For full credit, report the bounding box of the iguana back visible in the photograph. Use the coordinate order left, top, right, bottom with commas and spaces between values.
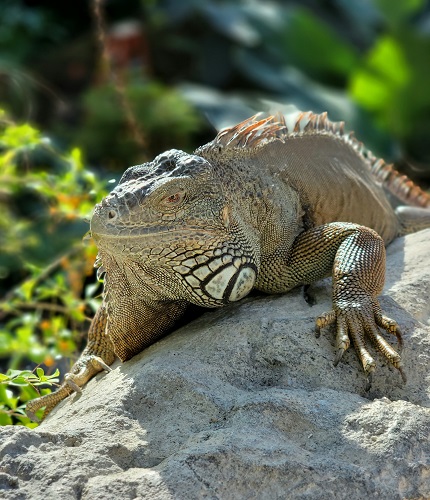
197, 111, 430, 244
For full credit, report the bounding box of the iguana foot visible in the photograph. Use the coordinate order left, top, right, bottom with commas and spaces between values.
26, 355, 113, 423
315, 298, 406, 388
64, 355, 112, 393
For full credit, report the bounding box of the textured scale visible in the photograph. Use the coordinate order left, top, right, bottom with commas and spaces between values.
26, 111, 430, 421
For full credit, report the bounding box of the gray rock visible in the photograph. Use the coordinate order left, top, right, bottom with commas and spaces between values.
1, 229, 429, 500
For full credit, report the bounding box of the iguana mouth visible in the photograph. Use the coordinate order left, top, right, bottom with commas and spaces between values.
90, 226, 218, 239
90, 225, 176, 238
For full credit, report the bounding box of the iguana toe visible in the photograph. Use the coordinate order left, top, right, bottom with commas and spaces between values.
25, 408, 40, 424
375, 311, 403, 348
64, 355, 112, 392
64, 375, 83, 393
333, 347, 347, 367
315, 310, 336, 338
398, 366, 407, 383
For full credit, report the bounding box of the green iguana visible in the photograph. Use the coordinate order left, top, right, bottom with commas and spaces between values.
26, 111, 430, 422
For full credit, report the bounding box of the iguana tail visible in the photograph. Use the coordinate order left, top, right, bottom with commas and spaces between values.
365, 149, 430, 234
370, 158, 430, 208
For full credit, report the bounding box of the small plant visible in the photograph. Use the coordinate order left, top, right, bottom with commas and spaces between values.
0, 367, 60, 426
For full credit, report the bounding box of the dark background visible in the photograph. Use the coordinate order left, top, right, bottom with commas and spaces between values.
2, 0, 430, 175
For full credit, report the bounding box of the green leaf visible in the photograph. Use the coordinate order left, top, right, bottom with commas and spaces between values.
20, 279, 36, 301
373, 0, 425, 27
9, 376, 29, 386
349, 36, 410, 111
279, 7, 359, 81
7, 369, 32, 378
0, 412, 12, 426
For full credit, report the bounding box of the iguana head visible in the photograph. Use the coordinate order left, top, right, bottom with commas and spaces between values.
91, 149, 257, 307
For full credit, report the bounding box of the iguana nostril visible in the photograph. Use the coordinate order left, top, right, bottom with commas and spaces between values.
108, 210, 117, 220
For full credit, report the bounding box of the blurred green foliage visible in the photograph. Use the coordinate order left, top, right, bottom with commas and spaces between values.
76, 79, 203, 167
1, 0, 430, 426
0, 111, 107, 425
350, 1, 430, 163
142, 0, 430, 171
2, 0, 430, 170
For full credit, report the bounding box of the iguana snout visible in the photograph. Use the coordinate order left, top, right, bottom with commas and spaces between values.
91, 150, 221, 238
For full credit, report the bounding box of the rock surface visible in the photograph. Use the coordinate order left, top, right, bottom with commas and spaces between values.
1, 229, 429, 500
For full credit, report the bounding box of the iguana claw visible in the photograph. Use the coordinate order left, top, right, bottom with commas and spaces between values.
365, 373, 373, 392
92, 356, 113, 372
316, 299, 405, 387
398, 366, 407, 384
333, 348, 346, 367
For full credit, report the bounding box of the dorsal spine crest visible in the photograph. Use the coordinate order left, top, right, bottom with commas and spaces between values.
209, 112, 430, 208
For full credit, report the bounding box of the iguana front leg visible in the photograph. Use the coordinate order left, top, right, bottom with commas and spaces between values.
258, 222, 405, 387
26, 296, 187, 422
26, 305, 115, 423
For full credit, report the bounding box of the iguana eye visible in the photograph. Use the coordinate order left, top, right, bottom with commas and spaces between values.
160, 190, 186, 208
167, 193, 181, 203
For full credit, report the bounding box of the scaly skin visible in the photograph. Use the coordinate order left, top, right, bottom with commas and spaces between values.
27, 112, 429, 421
